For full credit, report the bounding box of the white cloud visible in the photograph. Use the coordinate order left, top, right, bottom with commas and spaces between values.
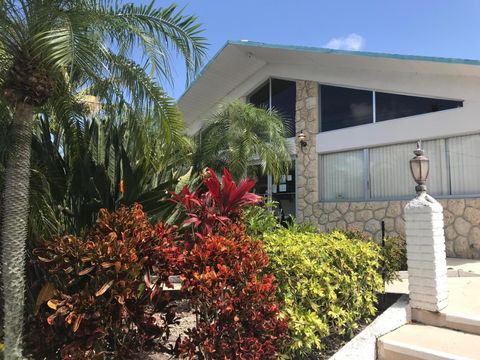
324, 33, 365, 51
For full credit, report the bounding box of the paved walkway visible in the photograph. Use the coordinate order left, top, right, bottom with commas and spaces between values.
386, 257, 480, 294
380, 263, 480, 360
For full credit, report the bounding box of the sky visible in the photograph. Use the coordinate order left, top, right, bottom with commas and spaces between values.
133, 0, 480, 99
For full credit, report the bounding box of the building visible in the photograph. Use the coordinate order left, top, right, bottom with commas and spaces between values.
178, 40, 480, 259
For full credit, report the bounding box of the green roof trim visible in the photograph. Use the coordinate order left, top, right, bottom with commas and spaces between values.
179, 40, 480, 101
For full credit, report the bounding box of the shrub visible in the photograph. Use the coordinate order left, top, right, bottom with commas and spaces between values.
243, 199, 280, 237
262, 229, 384, 357
341, 227, 407, 283
172, 168, 288, 359
381, 236, 407, 283
172, 167, 261, 238
28, 204, 183, 359
284, 215, 319, 234
178, 224, 288, 359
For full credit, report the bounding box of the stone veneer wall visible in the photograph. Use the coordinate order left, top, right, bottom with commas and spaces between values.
311, 199, 480, 259
293, 80, 480, 259
295, 80, 319, 223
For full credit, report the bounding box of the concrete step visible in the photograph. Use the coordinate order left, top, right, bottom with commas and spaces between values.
378, 324, 480, 360
412, 278, 480, 335
412, 308, 480, 336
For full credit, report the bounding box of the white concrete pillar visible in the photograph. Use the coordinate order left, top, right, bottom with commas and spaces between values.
404, 193, 448, 311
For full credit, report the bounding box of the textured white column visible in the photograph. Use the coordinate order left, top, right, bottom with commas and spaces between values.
404, 193, 448, 312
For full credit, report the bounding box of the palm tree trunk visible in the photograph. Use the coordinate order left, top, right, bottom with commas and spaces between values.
1, 102, 34, 359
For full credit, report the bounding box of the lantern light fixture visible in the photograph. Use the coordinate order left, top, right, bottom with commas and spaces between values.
298, 130, 307, 148
409, 140, 430, 194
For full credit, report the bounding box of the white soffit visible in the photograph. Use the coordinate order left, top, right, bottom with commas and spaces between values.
178, 41, 480, 125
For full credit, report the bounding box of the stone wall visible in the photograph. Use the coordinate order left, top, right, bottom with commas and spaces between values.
293, 80, 480, 259
295, 80, 319, 223
310, 198, 480, 259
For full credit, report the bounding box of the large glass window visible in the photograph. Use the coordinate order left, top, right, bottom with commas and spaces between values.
369, 143, 413, 199
321, 150, 365, 201
248, 163, 296, 221
247, 165, 268, 196
369, 139, 448, 199
271, 79, 296, 137
321, 135, 478, 201
448, 134, 480, 195
319, 84, 463, 132
248, 81, 269, 109
272, 165, 296, 221
376, 92, 463, 122
320, 85, 373, 131
248, 78, 296, 138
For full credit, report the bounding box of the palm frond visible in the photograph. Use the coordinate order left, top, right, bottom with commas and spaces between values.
195, 101, 292, 182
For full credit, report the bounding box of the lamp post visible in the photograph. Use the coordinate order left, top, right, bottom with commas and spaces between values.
404, 140, 448, 312
410, 140, 430, 195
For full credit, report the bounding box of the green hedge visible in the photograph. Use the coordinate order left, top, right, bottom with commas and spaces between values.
263, 229, 384, 356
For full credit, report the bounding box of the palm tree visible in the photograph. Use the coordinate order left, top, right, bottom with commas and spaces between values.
0, 1, 206, 357
194, 100, 292, 182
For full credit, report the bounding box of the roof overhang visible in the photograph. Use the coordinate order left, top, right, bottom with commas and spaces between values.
178, 40, 480, 128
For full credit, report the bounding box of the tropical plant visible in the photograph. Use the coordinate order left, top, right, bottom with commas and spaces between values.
0, 1, 206, 357
32, 112, 193, 235
172, 167, 261, 237
341, 228, 407, 283
380, 235, 407, 283
28, 204, 183, 359
193, 101, 292, 182
263, 229, 384, 357
243, 200, 280, 237
171, 169, 287, 359
179, 223, 288, 359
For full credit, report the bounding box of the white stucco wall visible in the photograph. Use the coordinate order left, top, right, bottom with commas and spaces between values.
186, 59, 480, 152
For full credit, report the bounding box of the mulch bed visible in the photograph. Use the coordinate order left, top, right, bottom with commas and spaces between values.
145, 293, 401, 359
146, 299, 196, 360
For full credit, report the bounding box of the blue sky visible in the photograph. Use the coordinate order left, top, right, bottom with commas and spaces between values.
134, 0, 480, 99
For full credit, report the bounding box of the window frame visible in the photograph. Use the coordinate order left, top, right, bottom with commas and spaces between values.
319, 134, 480, 202
247, 77, 297, 139
318, 83, 464, 133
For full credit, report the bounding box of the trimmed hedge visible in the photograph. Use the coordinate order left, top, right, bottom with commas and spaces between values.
263, 229, 384, 356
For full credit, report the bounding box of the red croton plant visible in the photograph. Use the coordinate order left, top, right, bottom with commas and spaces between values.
29, 204, 183, 359
171, 167, 261, 237
173, 168, 288, 359
30, 168, 288, 359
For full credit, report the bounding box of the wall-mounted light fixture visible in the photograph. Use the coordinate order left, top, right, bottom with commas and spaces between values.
410, 140, 430, 194
298, 130, 307, 148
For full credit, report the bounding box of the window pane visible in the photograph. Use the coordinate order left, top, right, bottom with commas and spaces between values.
272, 163, 296, 220
320, 85, 373, 132
376, 92, 463, 122
370, 143, 414, 199
271, 79, 296, 138
321, 150, 364, 200
423, 139, 449, 196
370, 140, 448, 199
247, 165, 268, 195
448, 134, 480, 195
248, 81, 269, 109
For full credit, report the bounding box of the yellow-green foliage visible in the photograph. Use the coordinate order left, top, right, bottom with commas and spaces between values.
263, 229, 384, 356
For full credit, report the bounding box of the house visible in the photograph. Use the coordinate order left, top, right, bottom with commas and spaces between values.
178, 40, 480, 259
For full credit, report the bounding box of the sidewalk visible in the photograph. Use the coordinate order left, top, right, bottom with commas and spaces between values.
386, 257, 480, 294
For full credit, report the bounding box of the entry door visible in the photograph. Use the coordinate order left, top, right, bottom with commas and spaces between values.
248, 162, 296, 221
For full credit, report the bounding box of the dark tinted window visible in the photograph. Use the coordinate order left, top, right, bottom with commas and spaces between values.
321, 85, 373, 132
271, 79, 296, 138
248, 81, 269, 109
247, 165, 268, 195
272, 163, 296, 220
376, 92, 463, 122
